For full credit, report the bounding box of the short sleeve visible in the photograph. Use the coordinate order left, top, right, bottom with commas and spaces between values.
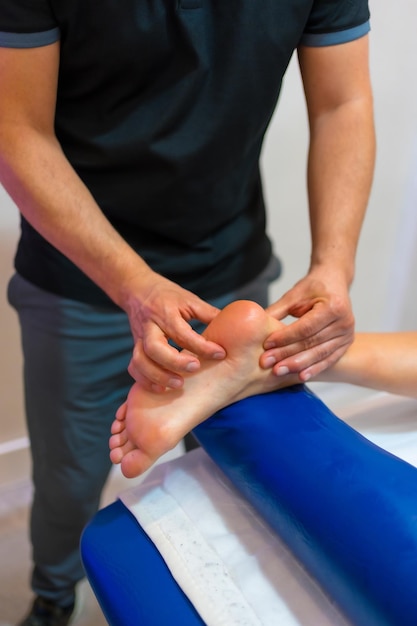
301, 0, 370, 47
0, 0, 59, 48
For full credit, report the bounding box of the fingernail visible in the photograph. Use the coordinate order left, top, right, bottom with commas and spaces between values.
213, 351, 226, 359
185, 361, 199, 373
275, 366, 290, 376
264, 342, 275, 350
263, 356, 277, 367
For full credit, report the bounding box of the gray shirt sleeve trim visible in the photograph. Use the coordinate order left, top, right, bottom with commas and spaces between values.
0, 28, 60, 48
300, 21, 370, 47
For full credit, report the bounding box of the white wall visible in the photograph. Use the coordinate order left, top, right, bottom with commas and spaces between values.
263, 0, 417, 333
1, 0, 417, 481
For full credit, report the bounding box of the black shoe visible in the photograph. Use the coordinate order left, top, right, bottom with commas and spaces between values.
18, 596, 75, 626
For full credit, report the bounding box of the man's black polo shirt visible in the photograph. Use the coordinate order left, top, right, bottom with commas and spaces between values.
0, 0, 370, 306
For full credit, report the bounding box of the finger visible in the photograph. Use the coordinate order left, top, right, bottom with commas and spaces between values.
272, 335, 353, 378
128, 350, 184, 390
263, 304, 333, 350
265, 296, 295, 321
187, 301, 221, 326
134, 322, 226, 388
142, 322, 200, 371
145, 316, 226, 362
298, 343, 353, 382
260, 323, 332, 370
265, 285, 318, 321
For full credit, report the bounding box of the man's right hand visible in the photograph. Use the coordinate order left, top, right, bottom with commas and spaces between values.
123, 270, 227, 392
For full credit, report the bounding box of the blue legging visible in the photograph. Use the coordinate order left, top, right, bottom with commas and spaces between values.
194, 387, 417, 626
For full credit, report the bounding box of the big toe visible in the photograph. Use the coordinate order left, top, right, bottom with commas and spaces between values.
121, 449, 153, 478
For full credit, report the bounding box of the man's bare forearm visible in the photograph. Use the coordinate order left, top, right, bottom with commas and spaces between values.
306, 94, 375, 284
298, 36, 376, 285
0, 124, 153, 310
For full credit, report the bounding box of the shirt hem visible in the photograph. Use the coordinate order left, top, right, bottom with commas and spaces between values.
300, 21, 370, 47
0, 28, 60, 48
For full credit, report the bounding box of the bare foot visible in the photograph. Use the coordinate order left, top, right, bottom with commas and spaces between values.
109, 300, 297, 477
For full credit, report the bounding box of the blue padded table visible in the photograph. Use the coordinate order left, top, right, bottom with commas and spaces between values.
81, 385, 417, 626
81, 498, 205, 626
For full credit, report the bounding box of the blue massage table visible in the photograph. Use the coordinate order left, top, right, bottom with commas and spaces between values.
81, 385, 417, 626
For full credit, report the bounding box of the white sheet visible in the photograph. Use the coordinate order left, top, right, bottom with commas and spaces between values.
335, 393, 417, 467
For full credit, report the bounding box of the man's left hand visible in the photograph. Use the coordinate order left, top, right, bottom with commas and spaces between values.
260, 267, 354, 381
